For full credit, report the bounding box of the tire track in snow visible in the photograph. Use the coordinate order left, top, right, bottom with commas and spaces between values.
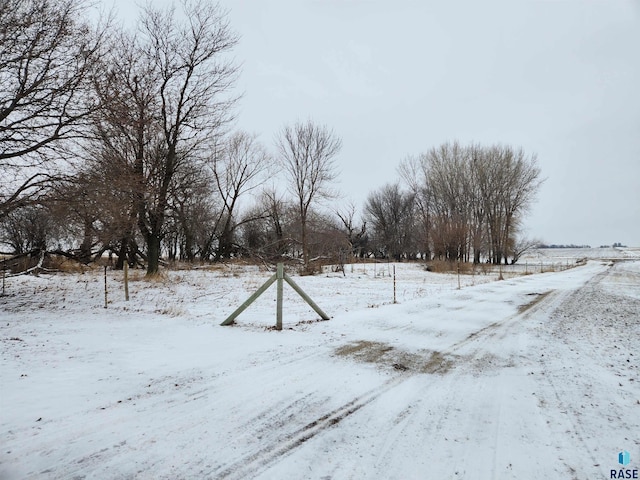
282, 286, 568, 479
321, 288, 570, 479
355, 286, 575, 479
208, 374, 410, 480
23, 347, 334, 479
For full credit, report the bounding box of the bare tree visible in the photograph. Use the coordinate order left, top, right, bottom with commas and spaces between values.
335, 201, 368, 259
0, 0, 105, 218
276, 120, 341, 272
364, 183, 416, 260
509, 234, 540, 264
497, 147, 542, 264
306, 211, 351, 275
86, 25, 161, 269
424, 142, 474, 261
47, 171, 135, 265
0, 205, 56, 254
210, 131, 270, 260
395, 142, 542, 264
240, 187, 293, 260
165, 162, 215, 262
90, 0, 239, 275
471, 146, 504, 263
398, 155, 432, 260
467, 144, 487, 263
473, 145, 542, 264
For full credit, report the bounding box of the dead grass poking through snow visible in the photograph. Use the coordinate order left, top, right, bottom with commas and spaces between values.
45, 256, 91, 274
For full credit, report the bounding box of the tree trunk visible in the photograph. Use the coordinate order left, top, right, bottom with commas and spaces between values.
301, 217, 309, 272
115, 239, 127, 270
78, 217, 93, 263
216, 215, 235, 261
147, 233, 161, 276
217, 231, 231, 260
184, 231, 195, 262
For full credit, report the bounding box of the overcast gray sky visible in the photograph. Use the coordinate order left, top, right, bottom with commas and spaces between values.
111, 0, 640, 247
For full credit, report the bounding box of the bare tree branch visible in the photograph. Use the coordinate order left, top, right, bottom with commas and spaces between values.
276, 119, 341, 272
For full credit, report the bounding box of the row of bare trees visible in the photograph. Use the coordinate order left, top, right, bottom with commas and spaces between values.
1, 1, 542, 275
0, 0, 344, 275
365, 142, 542, 264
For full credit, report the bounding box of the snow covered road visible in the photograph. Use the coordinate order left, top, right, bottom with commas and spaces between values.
1, 260, 639, 479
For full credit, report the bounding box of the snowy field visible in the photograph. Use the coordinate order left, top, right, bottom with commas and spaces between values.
522, 246, 640, 262
1, 249, 639, 479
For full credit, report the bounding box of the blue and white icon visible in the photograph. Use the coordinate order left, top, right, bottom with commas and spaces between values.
619, 451, 631, 466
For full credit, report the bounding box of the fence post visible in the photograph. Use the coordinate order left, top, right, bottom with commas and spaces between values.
221, 263, 329, 328
124, 262, 130, 301
276, 263, 284, 330
104, 266, 108, 309
393, 264, 397, 303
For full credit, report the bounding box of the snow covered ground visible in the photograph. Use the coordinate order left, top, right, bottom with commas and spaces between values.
1, 251, 639, 479
524, 246, 640, 262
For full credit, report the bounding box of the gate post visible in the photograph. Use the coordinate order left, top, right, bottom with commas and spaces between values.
276, 263, 284, 330
220, 263, 329, 328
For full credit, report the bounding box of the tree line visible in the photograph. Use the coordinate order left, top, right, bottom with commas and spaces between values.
374, 142, 542, 265
0, 0, 542, 276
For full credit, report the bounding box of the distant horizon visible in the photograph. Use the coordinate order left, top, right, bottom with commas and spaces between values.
536, 243, 637, 249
